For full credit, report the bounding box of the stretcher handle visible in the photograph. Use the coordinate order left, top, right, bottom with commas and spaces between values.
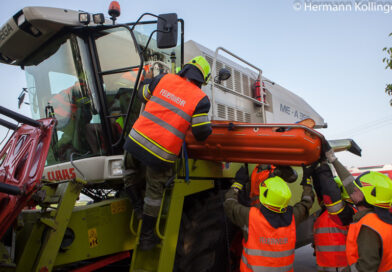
0, 183, 21, 195
0, 106, 41, 128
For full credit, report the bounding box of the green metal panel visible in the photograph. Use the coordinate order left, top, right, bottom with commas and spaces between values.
54, 198, 136, 266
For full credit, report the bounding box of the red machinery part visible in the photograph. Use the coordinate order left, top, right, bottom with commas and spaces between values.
185, 121, 322, 166
0, 118, 56, 238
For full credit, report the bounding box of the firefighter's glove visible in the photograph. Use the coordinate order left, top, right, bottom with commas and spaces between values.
322, 139, 337, 163
301, 164, 314, 186
232, 166, 249, 191
301, 184, 315, 203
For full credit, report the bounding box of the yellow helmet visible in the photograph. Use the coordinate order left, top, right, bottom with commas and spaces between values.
259, 176, 292, 213
187, 56, 211, 85
334, 177, 352, 203
354, 171, 392, 209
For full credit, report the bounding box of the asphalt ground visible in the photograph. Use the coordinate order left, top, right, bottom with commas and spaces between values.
294, 244, 318, 271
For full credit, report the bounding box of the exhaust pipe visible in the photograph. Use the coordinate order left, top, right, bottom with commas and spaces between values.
0, 106, 41, 128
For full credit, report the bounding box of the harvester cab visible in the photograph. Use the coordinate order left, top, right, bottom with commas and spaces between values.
1, 4, 182, 188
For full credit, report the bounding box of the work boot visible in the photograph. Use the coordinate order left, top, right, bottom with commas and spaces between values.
139, 214, 160, 251
125, 186, 143, 220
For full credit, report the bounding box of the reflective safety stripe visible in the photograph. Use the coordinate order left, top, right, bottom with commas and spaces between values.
150, 96, 191, 122
241, 255, 293, 272
191, 114, 209, 127
231, 182, 243, 190
314, 227, 348, 235
325, 200, 345, 215
129, 129, 177, 163
244, 248, 294, 258
141, 111, 185, 140
144, 197, 162, 207
76, 96, 91, 104
316, 245, 346, 252
142, 85, 151, 101
317, 265, 345, 272
349, 263, 359, 272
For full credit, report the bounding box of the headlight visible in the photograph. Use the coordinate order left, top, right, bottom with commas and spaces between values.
110, 159, 123, 176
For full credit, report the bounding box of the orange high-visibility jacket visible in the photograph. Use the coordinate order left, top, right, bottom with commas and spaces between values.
240, 207, 296, 272
313, 210, 349, 270
346, 212, 392, 272
129, 73, 207, 165
250, 165, 275, 205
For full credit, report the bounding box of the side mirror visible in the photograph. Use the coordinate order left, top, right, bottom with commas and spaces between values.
157, 13, 178, 49
18, 88, 28, 109
215, 68, 231, 84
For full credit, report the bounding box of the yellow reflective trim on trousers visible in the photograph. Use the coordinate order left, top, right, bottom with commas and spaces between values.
142, 85, 151, 102
329, 206, 345, 215
231, 182, 243, 190
191, 121, 211, 127
325, 199, 345, 214
192, 113, 208, 118
129, 134, 175, 163
134, 129, 175, 155
325, 199, 342, 207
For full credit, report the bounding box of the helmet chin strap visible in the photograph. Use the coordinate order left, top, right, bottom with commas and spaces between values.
356, 200, 372, 209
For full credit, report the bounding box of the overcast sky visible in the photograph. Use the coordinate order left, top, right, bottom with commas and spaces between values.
0, 0, 391, 167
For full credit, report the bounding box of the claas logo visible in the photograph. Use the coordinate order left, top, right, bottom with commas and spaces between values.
46, 168, 76, 181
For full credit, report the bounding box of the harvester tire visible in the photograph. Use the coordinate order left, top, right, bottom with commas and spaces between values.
174, 189, 234, 272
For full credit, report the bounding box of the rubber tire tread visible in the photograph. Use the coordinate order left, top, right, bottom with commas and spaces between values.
174, 189, 232, 272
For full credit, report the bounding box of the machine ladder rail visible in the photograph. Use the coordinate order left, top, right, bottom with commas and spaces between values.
130, 178, 214, 272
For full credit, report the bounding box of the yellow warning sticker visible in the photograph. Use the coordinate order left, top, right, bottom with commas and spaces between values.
111, 200, 126, 214
88, 228, 98, 248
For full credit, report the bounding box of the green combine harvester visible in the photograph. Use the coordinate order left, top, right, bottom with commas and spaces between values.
0, 2, 361, 271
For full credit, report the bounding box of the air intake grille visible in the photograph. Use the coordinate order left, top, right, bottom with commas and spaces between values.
245, 113, 251, 123
217, 104, 226, 119
205, 55, 213, 68
216, 104, 251, 123
227, 107, 235, 120
242, 74, 250, 96
236, 110, 244, 122
234, 70, 242, 93
204, 54, 257, 98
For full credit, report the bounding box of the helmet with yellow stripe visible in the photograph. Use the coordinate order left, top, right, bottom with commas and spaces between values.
354, 171, 392, 209
259, 176, 292, 213
178, 56, 211, 86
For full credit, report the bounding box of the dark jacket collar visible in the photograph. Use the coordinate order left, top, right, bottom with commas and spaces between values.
259, 205, 293, 228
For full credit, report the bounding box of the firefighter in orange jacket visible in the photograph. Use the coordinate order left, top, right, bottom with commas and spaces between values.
322, 142, 392, 272
123, 56, 212, 251
224, 166, 315, 272
342, 171, 392, 272
312, 163, 356, 272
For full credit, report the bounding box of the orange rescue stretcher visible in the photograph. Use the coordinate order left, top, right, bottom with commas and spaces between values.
185, 120, 323, 166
